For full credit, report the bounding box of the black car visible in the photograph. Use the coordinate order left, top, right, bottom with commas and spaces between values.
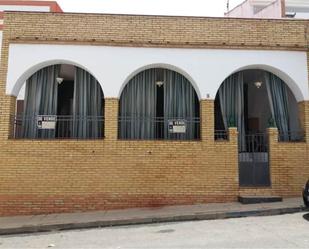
303, 180, 309, 207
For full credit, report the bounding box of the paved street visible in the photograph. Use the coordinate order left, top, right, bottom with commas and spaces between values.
1, 212, 309, 249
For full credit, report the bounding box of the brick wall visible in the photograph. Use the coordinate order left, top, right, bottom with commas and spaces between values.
0, 12, 309, 215
0, 99, 239, 216
239, 128, 309, 197
2, 12, 309, 50
269, 128, 309, 196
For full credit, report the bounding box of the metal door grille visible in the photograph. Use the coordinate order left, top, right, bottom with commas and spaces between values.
239, 133, 270, 187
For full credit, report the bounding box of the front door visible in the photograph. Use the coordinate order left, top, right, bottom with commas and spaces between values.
238, 133, 271, 187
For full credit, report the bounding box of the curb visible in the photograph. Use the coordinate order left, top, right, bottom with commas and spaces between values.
0, 206, 307, 236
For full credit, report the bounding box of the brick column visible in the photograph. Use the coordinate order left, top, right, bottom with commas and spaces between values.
228, 127, 238, 146
228, 127, 239, 187
104, 98, 119, 141
0, 95, 16, 139
268, 127, 279, 190
268, 127, 278, 145
298, 101, 309, 142
200, 99, 214, 142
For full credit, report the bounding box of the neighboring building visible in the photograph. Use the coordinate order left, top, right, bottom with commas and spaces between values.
0, 1, 309, 216
0, 0, 62, 120
0, 1, 62, 56
225, 0, 309, 18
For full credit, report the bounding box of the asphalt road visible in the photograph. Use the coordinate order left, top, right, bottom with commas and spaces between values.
1, 212, 309, 249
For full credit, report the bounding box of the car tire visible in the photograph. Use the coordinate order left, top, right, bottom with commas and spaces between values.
303, 194, 309, 207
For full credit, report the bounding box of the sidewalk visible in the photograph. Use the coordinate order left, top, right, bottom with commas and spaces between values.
0, 197, 306, 235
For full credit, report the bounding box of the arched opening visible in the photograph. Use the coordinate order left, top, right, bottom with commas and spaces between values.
14, 64, 104, 139
215, 69, 302, 141
119, 68, 200, 140
215, 69, 303, 186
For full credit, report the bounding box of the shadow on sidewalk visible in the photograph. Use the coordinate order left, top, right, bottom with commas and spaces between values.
302, 212, 309, 221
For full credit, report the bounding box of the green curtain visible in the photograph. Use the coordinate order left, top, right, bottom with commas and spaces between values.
218, 72, 245, 151
119, 69, 157, 139
163, 70, 199, 140
22, 65, 60, 138
119, 68, 199, 140
72, 67, 104, 139
265, 72, 290, 141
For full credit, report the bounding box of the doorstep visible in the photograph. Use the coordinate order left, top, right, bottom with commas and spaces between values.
0, 197, 306, 236
238, 195, 283, 204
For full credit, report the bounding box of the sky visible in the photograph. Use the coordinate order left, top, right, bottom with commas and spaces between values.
56, 0, 245, 17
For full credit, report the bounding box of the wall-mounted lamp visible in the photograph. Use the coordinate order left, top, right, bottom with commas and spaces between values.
155, 80, 164, 87
155, 68, 164, 87
254, 81, 263, 89
56, 77, 64, 84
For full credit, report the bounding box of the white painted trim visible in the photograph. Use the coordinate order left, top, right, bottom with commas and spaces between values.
6, 44, 309, 102
119, 63, 201, 100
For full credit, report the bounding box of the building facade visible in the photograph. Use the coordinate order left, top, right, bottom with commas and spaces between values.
226, 0, 309, 18
0, 6, 309, 216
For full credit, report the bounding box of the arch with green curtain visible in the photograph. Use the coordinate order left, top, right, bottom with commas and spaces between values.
118, 68, 200, 140
19, 64, 104, 139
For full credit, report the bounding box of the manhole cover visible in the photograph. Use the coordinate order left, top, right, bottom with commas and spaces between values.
156, 229, 175, 233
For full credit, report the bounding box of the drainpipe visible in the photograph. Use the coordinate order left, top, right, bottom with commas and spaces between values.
281, 0, 286, 18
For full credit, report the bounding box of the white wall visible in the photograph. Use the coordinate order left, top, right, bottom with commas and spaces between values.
225, 0, 254, 17
6, 44, 309, 101
286, 0, 309, 8
0, 5, 50, 12
294, 12, 309, 18
226, 0, 309, 19
254, 0, 282, 18
226, 0, 282, 18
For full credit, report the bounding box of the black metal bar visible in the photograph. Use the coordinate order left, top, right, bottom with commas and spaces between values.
239, 133, 270, 187
278, 130, 306, 142
118, 116, 200, 141
11, 115, 104, 139
214, 130, 229, 141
